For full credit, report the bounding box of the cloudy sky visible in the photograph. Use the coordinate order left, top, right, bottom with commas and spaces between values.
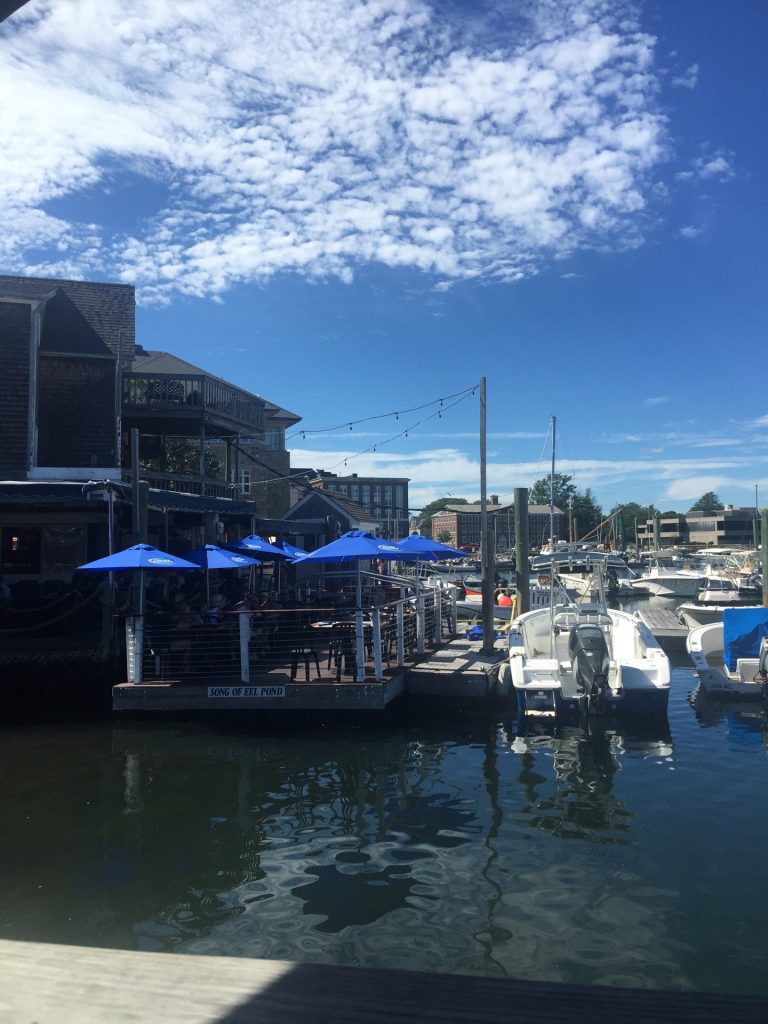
2, 0, 766, 513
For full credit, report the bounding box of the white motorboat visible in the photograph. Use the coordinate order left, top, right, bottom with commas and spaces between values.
677, 578, 762, 629
686, 606, 768, 699
630, 560, 703, 598
508, 566, 670, 719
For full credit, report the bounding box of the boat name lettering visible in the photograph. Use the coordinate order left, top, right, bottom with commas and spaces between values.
207, 686, 286, 698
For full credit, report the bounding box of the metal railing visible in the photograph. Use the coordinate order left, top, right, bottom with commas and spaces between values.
124, 589, 457, 685
123, 372, 265, 431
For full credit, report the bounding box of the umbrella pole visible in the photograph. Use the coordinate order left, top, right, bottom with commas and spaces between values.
355, 564, 365, 682
134, 567, 145, 685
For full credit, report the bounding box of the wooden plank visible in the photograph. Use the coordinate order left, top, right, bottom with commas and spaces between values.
0, 939, 765, 1024
408, 637, 505, 699
636, 607, 688, 639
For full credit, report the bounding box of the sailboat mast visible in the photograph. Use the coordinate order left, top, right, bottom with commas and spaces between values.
549, 415, 556, 547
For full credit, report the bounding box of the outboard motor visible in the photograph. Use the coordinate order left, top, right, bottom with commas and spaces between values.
569, 623, 611, 711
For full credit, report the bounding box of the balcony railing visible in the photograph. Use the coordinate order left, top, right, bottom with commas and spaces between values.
123, 373, 264, 432
124, 469, 241, 499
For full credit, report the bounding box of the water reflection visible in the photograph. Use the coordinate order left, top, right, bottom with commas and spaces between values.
3, 706, 768, 994
689, 686, 768, 747
506, 717, 673, 844
106, 723, 485, 953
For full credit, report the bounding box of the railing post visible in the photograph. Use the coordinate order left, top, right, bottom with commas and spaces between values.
396, 601, 405, 665
416, 592, 425, 654
239, 612, 251, 682
372, 609, 383, 681
433, 589, 441, 643
134, 615, 144, 684
125, 618, 136, 683
355, 609, 366, 682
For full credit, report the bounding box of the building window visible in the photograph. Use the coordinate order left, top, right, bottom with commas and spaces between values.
264, 430, 284, 450
239, 469, 251, 494
351, 485, 360, 500
1, 526, 42, 574
362, 485, 370, 504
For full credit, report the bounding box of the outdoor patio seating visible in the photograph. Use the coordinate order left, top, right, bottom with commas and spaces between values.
288, 626, 321, 682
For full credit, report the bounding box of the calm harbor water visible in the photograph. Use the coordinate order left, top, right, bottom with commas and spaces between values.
2, 639, 767, 996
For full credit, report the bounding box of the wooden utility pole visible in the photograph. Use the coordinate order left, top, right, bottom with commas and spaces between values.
479, 378, 495, 655
514, 487, 530, 614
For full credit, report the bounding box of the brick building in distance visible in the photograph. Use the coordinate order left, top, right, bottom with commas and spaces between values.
431, 498, 566, 552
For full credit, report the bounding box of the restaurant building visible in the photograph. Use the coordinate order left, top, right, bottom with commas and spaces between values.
0, 273, 302, 591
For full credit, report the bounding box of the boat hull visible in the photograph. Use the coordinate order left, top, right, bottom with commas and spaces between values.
508, 602, 671, 721
686, 612, 768, 701
515, 683, 670, 719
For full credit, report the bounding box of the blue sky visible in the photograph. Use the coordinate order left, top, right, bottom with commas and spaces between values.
2, 0, 766, 515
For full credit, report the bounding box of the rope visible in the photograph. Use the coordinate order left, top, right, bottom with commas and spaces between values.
0, 585, 103, 634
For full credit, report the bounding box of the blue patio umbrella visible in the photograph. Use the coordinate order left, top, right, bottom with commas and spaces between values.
396, 534, 467, 561
226, 534, 293, 559
292, 531, 411, 606
275, 540, 309, 559
78, 544, 200, 572
185, 544, 260, 605
77, 544, 199, 614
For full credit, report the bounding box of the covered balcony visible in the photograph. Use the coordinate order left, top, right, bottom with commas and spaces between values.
122, 371, 265, 437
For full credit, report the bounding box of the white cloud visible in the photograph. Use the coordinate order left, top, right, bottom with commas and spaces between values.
290, 441, 768, 510
0, 0, 668, 302
643, 395, 668, 407
679, 225, 702, 239
677, 146, 736, 184
671, 63, 698, 89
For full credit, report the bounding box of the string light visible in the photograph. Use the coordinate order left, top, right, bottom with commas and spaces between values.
286, 384, 478, 441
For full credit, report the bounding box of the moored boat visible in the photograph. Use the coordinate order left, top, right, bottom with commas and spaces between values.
507, 565, 670, 719
686, 606, 768, 700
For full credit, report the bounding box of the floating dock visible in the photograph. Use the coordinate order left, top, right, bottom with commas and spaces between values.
1, 939, 765, 1024
635, 607, 689, 650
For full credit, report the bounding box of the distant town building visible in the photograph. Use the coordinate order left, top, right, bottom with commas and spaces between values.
637, 506, 759, 549
431, 498, 565, 552
306, 471, 410, 540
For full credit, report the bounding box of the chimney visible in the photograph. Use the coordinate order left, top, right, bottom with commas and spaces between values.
490, 494, 499, 505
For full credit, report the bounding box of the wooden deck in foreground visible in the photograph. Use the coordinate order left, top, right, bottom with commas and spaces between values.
1, 939, 765, 1024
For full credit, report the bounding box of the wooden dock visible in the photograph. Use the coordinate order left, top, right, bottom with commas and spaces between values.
113, 634, 509, 711
113, 671, 407, 711
408, 635, 507, 700
636, 606, 689, 646
1, 939, 765, 1024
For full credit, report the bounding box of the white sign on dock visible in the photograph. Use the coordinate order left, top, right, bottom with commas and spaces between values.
207, 685, 286, 698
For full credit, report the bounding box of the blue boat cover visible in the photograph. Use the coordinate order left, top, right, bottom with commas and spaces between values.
722, 607, 768, 671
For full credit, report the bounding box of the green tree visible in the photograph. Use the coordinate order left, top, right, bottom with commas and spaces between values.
529, 473, 576, 510
689, 491, 724, 512
571, 488, 603, 537
437, 529, 453, 544
415, 497, 468, 537
140, 438, 219, 477
609, 502, 655, 545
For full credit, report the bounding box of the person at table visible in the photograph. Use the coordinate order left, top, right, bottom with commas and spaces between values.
175, 601, 204, 630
